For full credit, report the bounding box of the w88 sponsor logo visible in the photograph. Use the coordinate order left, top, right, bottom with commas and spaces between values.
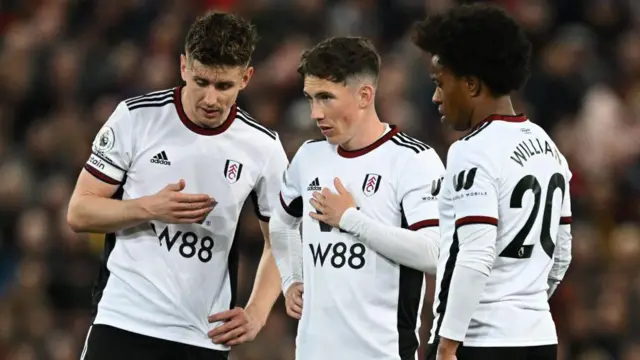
150, 224, 214, 263
309, 242, 366, 269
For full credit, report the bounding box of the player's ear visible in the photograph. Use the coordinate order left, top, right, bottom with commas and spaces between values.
465, 76, 481, 97
180, 54, 188, 82
240, 66, 254, 90
358, 84, 375, 108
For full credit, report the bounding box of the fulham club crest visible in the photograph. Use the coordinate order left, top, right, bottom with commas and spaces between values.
224, 160, 243, 184
362, 173, 382, 197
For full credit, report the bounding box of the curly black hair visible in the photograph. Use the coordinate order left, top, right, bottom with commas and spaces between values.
298, 36, 381, 84
412, 4, 532, 96
185, 12, 257, 67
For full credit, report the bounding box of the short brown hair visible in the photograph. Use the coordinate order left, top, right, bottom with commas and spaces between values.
298, 36, 381, 84
185, 12, 257, 67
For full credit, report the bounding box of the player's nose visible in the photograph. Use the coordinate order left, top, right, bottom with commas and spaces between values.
432, 87, 442, 105
203, 88, 219, 107
310, 103, 325, 121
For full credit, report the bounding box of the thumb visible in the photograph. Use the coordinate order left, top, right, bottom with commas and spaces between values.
166, 179, 186, 192
334, 178, 347, 194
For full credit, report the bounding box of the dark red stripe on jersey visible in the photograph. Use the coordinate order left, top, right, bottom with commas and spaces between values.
455, 216, 498, 227
84, 164, 120, 185
560, 216, 572, 225
475, 113, 527, 128
279, 193, 303, 218
409, 219, 439, 230
338, 125, 400, 158
173, 86, 236, 136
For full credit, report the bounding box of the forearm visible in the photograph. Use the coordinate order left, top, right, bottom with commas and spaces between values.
339, 208, 439, 273
438, 224, 496, 342
548, 224, 572, 298
67, 194, 150, 233
269, 207, 303, 292
245, 242, 282, 327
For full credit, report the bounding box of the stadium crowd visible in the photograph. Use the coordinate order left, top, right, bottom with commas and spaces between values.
1, 0, 639, 359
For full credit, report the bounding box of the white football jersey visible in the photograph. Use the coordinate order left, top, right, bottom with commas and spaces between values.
280, 125, 445, 360
84, 87, 288, 350
430, 114, 572, 347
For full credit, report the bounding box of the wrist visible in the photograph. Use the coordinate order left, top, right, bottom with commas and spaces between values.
437, 337, 460, 355
245, 304, 268, 328
338, 207, 361, 233
129, 197, 154, 222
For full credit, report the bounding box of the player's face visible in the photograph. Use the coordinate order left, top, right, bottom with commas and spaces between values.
180, 55, 253, 127
303, 76, 360, 145
430, 55, 474, 131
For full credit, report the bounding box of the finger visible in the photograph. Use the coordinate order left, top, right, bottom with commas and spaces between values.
287, 303, 302, 318
293, 294, 303, 308
174, 193, 214, 203
165, 179, 186, 191
208, 308, 241, 323
308, 211, 326, 222
208, 318, 244, 338
175, 207, 213, 219
309, 199, 323, 212
334, 178, 347, 194
321, 187, 333, 197
212, 325, 246, 344
312, 191, 324, 202
171, 200, 212, 211
226, 333, 251, 346
287, 307, 302, 319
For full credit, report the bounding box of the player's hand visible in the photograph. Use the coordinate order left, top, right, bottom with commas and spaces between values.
141, 179, 216, 223
284, 282, 303, 319
436, 337, 459, 360
207, 307, 262, 346
309, 178, 356, 228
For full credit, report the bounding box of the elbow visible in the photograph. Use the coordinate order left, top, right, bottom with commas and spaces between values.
66, 201, 88, 233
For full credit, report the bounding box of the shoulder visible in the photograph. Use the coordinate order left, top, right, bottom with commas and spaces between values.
235, 106, 278, 141
388, 130, 432, 155
293, 137, 329, 157
122, 88, 175, 112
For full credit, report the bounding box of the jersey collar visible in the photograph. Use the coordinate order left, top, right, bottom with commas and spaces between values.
471, 113, 527, 131
173, 86, 237, 136
337, 125, 399, 158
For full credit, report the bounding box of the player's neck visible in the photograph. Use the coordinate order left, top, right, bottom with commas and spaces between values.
469, 96, 515, 128
340, 113, 387, 151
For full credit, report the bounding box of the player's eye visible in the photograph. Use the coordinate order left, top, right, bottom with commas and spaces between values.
195, 79, 208, 87
216, 83, 233, 91
318, 94, 332, 101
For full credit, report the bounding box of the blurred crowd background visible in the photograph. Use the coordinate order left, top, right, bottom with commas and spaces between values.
1, 0, 640, 359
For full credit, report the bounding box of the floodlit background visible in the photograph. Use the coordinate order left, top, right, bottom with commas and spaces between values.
1, 0, 639, 359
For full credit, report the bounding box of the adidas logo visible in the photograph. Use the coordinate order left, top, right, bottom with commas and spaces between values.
307, 177, 321, 191
150, 151, 171, 165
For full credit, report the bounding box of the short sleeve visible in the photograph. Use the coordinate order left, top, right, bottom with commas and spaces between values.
84, 102, 133, 185
252, 135, 290, 222
279, 145, 305, 218
559, 163, 572, 225
447, 144, 499, 228
398, 149, 445, 230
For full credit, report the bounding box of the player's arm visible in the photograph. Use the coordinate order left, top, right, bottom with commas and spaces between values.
67, 103, 213, 234
269, 145, 305, 293
438, 145, 499, 354
548, 166, 573, 298
244, 137, 291, 327
338, 149, 445, 274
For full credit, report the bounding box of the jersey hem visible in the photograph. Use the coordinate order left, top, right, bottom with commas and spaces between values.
459, 338, 558, 347
93, 316, 229, 351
